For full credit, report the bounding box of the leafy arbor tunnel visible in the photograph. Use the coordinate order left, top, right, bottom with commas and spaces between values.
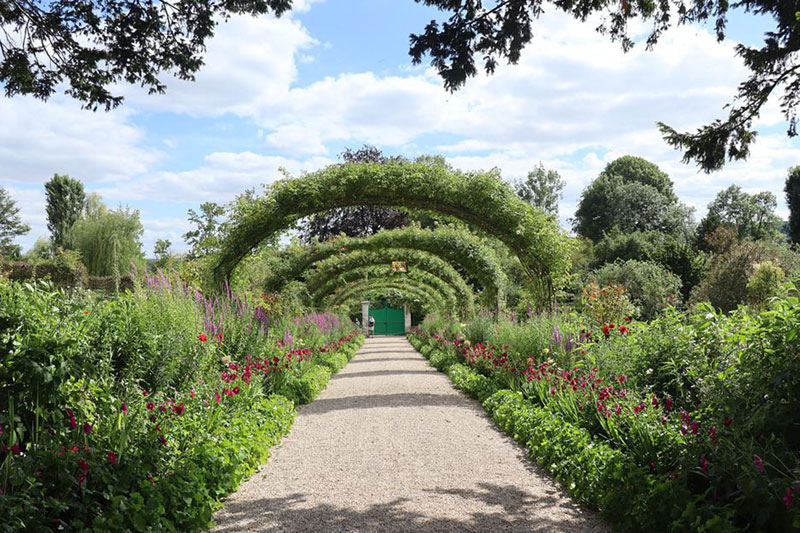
214, 160, 571, 321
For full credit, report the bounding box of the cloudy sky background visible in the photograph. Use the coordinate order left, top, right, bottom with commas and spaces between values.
2, 0, 797, 255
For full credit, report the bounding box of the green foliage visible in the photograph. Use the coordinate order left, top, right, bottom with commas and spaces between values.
263, 224, 508, 308
589, 259, 682, 319
184, 202, 226, 259
277, 365, 332, 405
580, 282, 636, 328
0, 277, 362, 530
746, 260, 784, 308
513, 162, 565, 216
328, 277, 449, 313
785, 166, 800, 245
699, 185, 784, 245
447, 363, 499, 402
152, 239, 172, 270
428, 348, 459, 371
573, 156, 693, 242
44, 174, 86, 250
0, 187, 30, 259
69, 202, 145, 277
307, 248, 474, 314
215, 161, 571, 305
691, 239, 800, 312
0, 0, 294, 110
592, 229, 707, 298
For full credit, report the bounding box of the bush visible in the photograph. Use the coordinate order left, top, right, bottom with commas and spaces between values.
277, 365, 332, 404
447, 363, 499, 402
590, 259, 682, 319
428, 348, 458, 371
746, 260, 784, 308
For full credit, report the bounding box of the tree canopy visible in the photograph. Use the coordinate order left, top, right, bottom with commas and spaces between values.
409, 0, 800, 172
45, 174, 86, 250
698, 184, 783, 245
0, 187, 30, 258
514, 162, 565, 217
573, 156, 693, 242
786, 166, 800, 245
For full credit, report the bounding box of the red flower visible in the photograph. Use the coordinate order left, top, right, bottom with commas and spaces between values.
77, 458, 89, 473
158, 435, 167, 446
664, 397, 672, 412
83, 423, 92, 435
121, 403, 127, 414
754, 454, 764, 473
701, 458, 709, 473
723, 417, 732, 427
624, 316, 631, 322
10, 444, 20, 455
232, 386, 240, 395
199, 333, 208, 342
215, 392, 221, 404
651, 395, 659, 409
77, 472, 87, 484
108, 452, 117, 464
784, 487, 794, 508
173, 403, 185, 416
618, 375, 627, 384
146, 401, 155, 411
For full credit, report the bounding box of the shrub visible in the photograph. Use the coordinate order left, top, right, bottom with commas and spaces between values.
428, 348, 458, 371
277, 365, 332, 404
590, 259, 682, 319
580, 282, 635, 328
447, 363, 499, 402
746, 260, 784, 308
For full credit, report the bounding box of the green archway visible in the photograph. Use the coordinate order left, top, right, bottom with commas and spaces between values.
215, 161, 571, 303
264, 225, 507, 306
335, 285, 441, 317
310, 265, 466, 315
327, 278, 448, 311
303, 249, 474, 313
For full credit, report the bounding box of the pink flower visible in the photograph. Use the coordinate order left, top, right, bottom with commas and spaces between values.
754, 454, 764, 473
121, 403, 127, 414
83, 423, 92, 435
108, 452, 117, 464
158, 435, 167, 446
701, 458, 709, 473
652, 395, 659, 409
664, 397, 672, 412
146, 401, 155, 411
173, 403, 185, 416
618, 375, 627, 384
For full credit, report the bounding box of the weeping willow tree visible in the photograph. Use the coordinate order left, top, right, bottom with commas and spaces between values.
68, 197, 145, 277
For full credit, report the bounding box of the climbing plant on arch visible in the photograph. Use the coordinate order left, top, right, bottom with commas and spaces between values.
263, 225, 508, 306
215, 161, 571, 303
327, 278, 449, 312
309, 265, 469, 316
333, 284, 442, 316
302, 248, 474, 312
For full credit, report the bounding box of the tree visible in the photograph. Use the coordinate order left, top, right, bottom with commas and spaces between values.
698, 185, 783, 245
299, 145, 411, 243
153, 239, 172, 269
45, 174, 86, 249
573, 156, 693, 242
0, 187, 30, 259
0, 1, 293, 111
786, 166, 800, 245
184, 202, 225, 259
69, 200, 144, 276
409, 1, 799, 173
514, 163, 565, 216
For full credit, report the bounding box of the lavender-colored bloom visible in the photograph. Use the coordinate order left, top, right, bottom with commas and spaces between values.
283, 328, 294, 347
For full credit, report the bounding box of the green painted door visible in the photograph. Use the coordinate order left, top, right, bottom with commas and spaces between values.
369, 306, 405, 335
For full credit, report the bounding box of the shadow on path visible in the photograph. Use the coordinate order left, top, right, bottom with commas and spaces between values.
331, 369, 437, 380
300, 392, 479, 415
215, 482, 603, 533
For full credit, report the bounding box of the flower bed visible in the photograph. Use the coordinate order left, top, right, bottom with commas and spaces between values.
0, 278, 362, 531
409, 289, 800, 532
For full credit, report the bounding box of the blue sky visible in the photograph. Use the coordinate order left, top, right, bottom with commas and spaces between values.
2, 1, 797, 255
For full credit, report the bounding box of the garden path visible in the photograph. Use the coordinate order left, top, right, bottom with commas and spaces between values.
213, 337, 610, 532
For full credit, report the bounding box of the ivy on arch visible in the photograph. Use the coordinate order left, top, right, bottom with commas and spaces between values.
302, 248, 474, 313
264, 225, 507, 306
215, 161, 571, 303
309, 264, 469, 316
326, 278, 448, 312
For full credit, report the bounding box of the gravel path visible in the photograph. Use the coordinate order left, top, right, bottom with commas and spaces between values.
213, 337, 611, 532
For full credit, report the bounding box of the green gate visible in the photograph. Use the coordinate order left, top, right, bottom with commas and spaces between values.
369, 305, 405, 336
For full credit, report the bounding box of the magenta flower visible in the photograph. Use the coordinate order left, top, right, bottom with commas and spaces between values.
701, 458, 709, 473
754, 454, 764, 473
83, 423, 92, 435
783, 487, 793, 508
121, 403, 128, 414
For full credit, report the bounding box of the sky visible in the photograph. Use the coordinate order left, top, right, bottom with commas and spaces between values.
2, 0, 797, 256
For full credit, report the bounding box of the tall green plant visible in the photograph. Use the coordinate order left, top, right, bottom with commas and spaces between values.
69, 202, 144, 276
44, 174, 86, 250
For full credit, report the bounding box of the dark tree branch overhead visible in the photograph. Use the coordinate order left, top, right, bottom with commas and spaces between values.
410, 0, 800, 172
0, 0, 293, 110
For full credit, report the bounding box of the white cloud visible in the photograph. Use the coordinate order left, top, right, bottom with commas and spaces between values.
0, 96, 160, 184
